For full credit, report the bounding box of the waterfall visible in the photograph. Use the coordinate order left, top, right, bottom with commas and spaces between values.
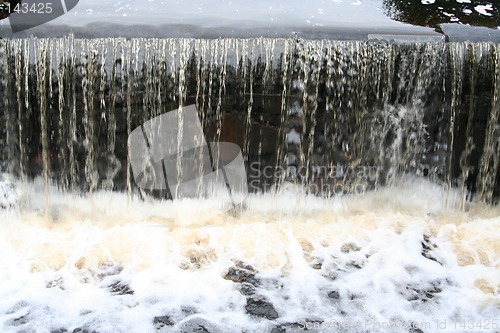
0, 36, 499, 333
0, 37, 498, 203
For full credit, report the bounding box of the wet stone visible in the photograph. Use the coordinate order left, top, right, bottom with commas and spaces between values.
224, 262, 259, 286
424, 285, 442, 300
153, 315, 174, 328
245, 297, 279, 320
421, 235, 441, 264
346, 260, 363, 269
327, 290, 340, 299
238, 282, 256, 296
409, 326, 425, 333
178, 318, 221, 333
348, 293, 362, 300
181, 306, 197, 316
271, 323, 312, 333
407, 282, 442, 302
311, 263, 322, 269
309, 258, 323, 270
108, 281, 134, 295
271, 326, 286, 333
9, 314, 29, 326
406, 290, 420, 302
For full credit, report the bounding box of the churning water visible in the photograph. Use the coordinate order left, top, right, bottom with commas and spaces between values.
0, 37, 498, 332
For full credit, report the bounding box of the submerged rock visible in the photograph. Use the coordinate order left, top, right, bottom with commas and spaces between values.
72, 329, 96, 333
327, 290, 340, 300
223, 261, 259, 286
153, 315, 174, 328
271, 322, 316, 333
238, 282, 256, 296
178, 318, 222, 333
421, 234, 442, 264
245, 297, 279, 320
409, 326, 425, 333
8, 313, 29, 326
107, 281, 134, 295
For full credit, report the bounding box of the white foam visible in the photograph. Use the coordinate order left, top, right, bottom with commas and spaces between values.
0, 174, 20, 209
0, 176, 498, 332
475, 4, 493, 16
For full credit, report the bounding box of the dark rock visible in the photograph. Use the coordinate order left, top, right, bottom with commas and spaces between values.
272, 321, 322, 333
238, 283, 256, 296
72, 329, 90, 333
224, 267, 252, 283
181, 306, 197, 316
407, 291, 420, 302
421, 235, 441, 264
181, 325, 209, 333
245, 297, 279, 320
153, 315, 174, 328
51, 330, 68, 333
270, 326, 286, 333
311, 263, 322, 270
409, 326, 424, 333
310, 258, 323, 270
9, 313, 29, 326
224, 262, 259, 286
424, 285, 441, 300
327, 290, 340, 299
407, 281, 442, 302
348, 293, 362, 300
108, 281, 134, 295
346, 261, 363, 269
270, 323, 303, 333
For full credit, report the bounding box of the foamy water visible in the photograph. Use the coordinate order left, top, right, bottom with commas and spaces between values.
0, 176, 498, 332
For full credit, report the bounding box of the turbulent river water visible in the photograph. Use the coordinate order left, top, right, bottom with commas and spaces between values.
0, 37, 498, 332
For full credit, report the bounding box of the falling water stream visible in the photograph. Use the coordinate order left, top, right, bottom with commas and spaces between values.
0, 37, 498, 332
1, 37, 499, 201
